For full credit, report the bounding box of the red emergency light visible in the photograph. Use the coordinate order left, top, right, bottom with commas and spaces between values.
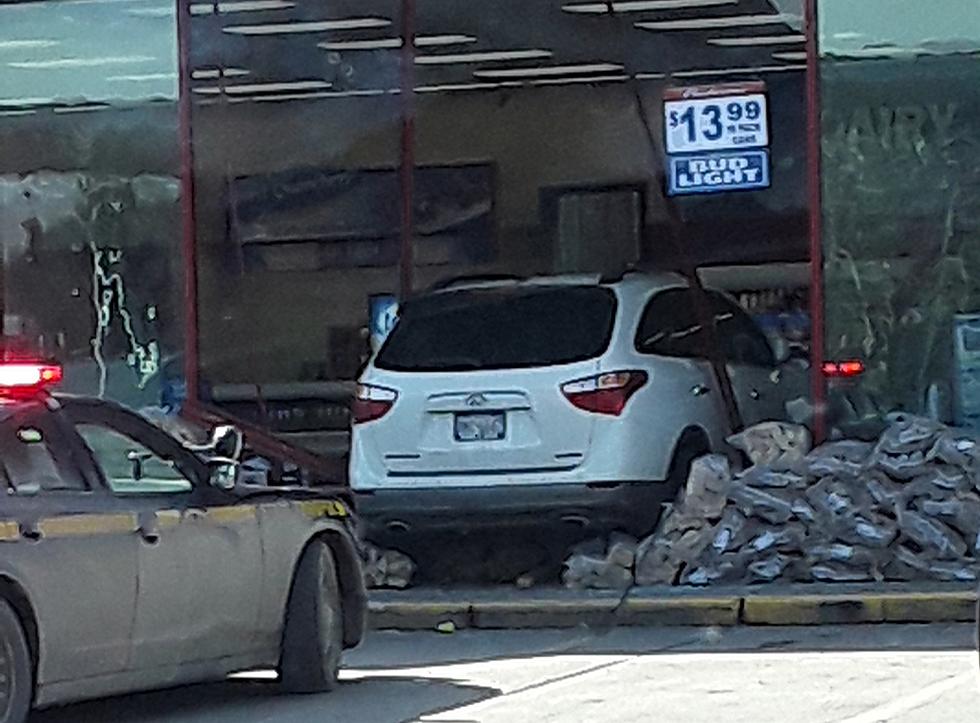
821, 360, 865, 379
0, 362, 63, 393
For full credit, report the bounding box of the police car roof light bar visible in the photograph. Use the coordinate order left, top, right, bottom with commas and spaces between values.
0, 362, 63, 391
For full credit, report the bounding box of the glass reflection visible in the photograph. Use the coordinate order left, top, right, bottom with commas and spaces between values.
819, 0, 980, 434
0, 0, 181, 409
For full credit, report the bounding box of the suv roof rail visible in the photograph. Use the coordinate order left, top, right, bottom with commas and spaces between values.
599, 269, 630, 284
428, 273, 524, 291
599, 265, 660, 284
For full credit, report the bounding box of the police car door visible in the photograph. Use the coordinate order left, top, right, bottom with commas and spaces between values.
0, 401, 139, 683
63, 401, 262, 670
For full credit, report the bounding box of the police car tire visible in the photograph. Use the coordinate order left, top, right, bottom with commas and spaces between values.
280, 540, 344, 694
0, 599, 32, 723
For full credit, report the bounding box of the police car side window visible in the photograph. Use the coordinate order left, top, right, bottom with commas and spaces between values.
76, 424, 193, 495
0, 413, 85, 493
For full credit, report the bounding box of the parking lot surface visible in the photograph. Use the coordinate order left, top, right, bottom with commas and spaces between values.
32, 623, 980, 722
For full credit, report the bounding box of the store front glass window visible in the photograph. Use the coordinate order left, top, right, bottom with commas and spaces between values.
408, 0, 808, 283
0, 0, 183, 410
191, 0, 810, 461
819, 0, 980, 435
189, 0, 406, 459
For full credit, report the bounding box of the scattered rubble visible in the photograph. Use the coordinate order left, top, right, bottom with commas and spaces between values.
515, 573, 537, 590
363, 544, 417, 589
562, 416, 980, 588
728, 421, 811, 471
561, 533, 638, 590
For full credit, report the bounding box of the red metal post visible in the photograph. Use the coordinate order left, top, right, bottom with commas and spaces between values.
184, 401, 348, 482
398, 0, 416, 300
177, 0, 200, 405
805, 0, 827, 442
173, 0, 347, 485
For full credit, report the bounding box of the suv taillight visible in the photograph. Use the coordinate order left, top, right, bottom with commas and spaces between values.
561, 371, 647, 416
352, 384, 398, 425
822, 360, 865, 378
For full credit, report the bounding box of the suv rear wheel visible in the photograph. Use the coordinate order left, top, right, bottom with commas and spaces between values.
665, 431, 710, 502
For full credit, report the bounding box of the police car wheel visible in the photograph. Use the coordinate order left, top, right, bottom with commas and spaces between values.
280, 540, 344, 694
0, 599, 32, 723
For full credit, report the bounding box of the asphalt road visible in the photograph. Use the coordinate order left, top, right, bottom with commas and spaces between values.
32, 623, 980, 722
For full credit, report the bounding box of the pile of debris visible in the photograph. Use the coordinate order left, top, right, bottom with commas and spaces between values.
563, 417, 980, 588
561, 533, 639, 590
363, 544, 417, 589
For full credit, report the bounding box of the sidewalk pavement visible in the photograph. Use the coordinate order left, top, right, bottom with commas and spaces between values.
368, 583, 979, 630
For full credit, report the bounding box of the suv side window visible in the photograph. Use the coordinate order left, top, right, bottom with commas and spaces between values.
710, 293, 776, 368
635, 289, 707, 358
76, 424, 194, 495
0, 406, 86, 493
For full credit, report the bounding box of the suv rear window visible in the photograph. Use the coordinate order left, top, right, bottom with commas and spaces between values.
376, 286, 617, 372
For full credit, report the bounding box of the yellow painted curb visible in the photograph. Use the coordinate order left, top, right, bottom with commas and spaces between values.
368, 589, 980, 630
620, 595, 741, 626
370, 601, 471, 616
469, 595, 622, 629
878, 591, 977, 623
368, 599, 472, 630
473, 597, 619, 612
741, 591, 978, 625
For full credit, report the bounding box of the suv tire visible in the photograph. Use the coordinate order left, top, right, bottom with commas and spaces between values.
665, 432, 709, 501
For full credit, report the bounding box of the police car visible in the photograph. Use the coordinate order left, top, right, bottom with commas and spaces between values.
0, 360, 366, 722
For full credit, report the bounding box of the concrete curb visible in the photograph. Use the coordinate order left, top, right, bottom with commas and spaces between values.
619, 589, 741, 627
741, 589, 978, 626
368, 584, 979, 630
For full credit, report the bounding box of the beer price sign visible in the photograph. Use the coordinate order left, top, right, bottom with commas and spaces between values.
663, 82, 771, 196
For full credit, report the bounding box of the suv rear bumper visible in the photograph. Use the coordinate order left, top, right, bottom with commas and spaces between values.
354, 481, 673, 543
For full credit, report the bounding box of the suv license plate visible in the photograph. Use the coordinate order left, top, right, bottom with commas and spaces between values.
454, 413, 505, 442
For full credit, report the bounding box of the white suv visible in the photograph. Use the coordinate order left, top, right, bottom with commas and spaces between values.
350, 272, 806, 537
